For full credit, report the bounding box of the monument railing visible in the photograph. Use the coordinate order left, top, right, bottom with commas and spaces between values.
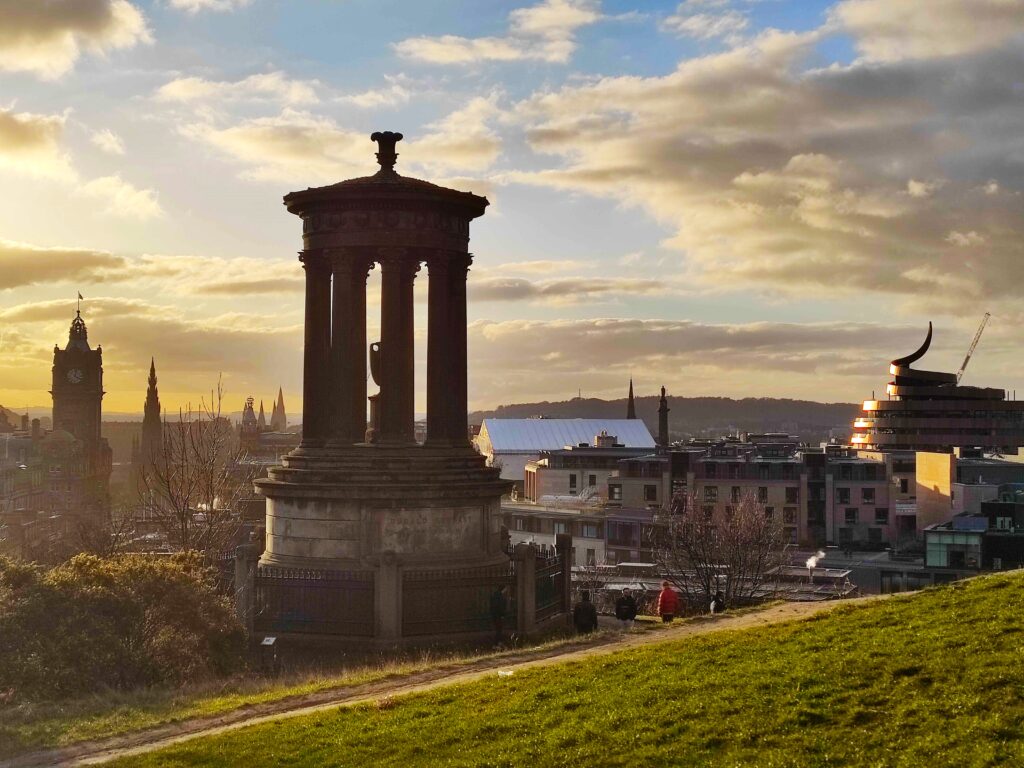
254, 566, 375, 637
402, 561, 517, 637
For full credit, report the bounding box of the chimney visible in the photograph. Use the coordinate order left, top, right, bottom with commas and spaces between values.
31, 418, 41, 440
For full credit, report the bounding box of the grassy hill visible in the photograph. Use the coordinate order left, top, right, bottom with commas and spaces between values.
113, 572, 1024, 767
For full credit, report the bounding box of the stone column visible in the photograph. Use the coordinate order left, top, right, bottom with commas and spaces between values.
447, 253, 472, 447
376, 250, 418, 444
514, 542, 537, 636
234, 541, 260, 638
301, 253, 331, 446
329, 252, 372, 444
425, 253, 452, 446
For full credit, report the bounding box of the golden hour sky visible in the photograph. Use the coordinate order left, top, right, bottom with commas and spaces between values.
2, 0, 1023, 416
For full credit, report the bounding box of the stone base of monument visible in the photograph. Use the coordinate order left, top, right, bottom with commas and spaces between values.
252, 445, 525, 643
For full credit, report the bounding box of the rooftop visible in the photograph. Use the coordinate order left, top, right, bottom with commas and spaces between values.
480, 419, 655, 452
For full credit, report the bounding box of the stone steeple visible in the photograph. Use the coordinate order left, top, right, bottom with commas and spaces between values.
270, 387, 287, 431
658, 385, 670, 448
626, 378, 637, 420
140, 357, 162, 465
257, 400, 267, 431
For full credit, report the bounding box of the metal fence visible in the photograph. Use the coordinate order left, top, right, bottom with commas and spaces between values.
402, 562, 516, 637
535, 553, 564, 622
254, 566, 375, 637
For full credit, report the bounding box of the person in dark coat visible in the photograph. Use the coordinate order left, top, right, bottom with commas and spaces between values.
490, 585, 509, 645
573, 590, 599, 634
615, 587, 638, 630
710, 591, 726, 615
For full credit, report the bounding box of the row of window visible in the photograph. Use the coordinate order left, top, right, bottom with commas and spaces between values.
844, 507, 890, 525
704, 486, 800, 504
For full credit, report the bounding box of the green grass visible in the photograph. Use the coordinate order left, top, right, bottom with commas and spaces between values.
0, 624, 648, 759
112, 573, 1024, 767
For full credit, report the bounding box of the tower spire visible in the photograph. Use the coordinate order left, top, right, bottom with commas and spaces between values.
627, 378, 637, 420
658, 385, 670, 448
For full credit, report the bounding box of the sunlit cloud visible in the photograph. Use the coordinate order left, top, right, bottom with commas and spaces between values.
0, 0, 150, 79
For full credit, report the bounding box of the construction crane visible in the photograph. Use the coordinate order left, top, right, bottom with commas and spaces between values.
956, 312, 991, 384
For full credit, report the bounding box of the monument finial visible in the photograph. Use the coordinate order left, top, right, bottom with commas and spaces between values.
370, 131, 403, 174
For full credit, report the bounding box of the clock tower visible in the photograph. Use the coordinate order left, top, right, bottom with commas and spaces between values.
50, 309, 112, 512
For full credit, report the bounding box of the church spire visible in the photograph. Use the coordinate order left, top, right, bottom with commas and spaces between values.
627, 378, 637, 420
270, 386, 287, 431
258, 400, 267, 431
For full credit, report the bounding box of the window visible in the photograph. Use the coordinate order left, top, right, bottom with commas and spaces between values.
586, 548, 597, 566
581, 523, 599, 538
765, 506, 774, 519
569, 475, 577, 493
724, 505, 733, 517
759, 464, 770, 480
845, 508, 858, 525
836, 487, 851, 505
644, 484, 658, 502
554, 521, 568, 535
706, 463, 717, 478
785, 527, 798, 544
758, 486, 768, 503
731, 486, 741, 503
875, 507, 889, 525
861, 487, 875, 504
868, 527, 882, 545
588, 474, 597, 487
702, 505, 715, 519
609, 484, 622, 501
899, 478, 909, 494
704, 486, 718, 503
783, 507, 797, 524
514, 517, 525, 531
785, 487, 799, 504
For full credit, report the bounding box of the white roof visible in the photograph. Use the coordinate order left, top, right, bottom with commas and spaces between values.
480, 419, 656, 452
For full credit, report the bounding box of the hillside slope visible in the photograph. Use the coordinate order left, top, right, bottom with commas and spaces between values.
113, 573, 1024, 767
471, 395, 859, 443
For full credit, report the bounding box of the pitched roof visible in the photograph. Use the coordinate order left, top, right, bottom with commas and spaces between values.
480, 419, 656, 452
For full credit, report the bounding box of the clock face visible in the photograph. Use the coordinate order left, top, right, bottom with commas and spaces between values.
66, 368, 84, 384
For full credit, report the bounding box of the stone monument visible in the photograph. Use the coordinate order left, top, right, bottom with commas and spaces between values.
255, 131, 511, 640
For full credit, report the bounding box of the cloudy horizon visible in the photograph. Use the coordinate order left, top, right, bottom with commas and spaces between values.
2, 0, 1023, 415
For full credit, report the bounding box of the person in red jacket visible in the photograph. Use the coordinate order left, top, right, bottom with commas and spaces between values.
657, 580, 679, 623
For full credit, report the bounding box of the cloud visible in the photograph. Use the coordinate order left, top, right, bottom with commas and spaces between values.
0, 240, 124, 291
833, 0, 1024, 63
155, 71, 319, 105
0, 239, 304, 297
0, 108, 74, 179
0, 0, 150, 78
662, 5, 749, 41
0, 107, 159, 219
491, 259, 590, 274
508, 26, 1024, 317
181, 98, 504, 182
336, 77, 411, 109
168, 0, 250, 13
467, 317, 932, 404
470, 276, 673, 304
395, 0, 600, 65
78, 175, 163, 220
90, 128, 126, 155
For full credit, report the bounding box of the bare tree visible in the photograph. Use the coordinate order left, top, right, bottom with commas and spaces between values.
138, 377, 255, 561
651, 490, 787, 609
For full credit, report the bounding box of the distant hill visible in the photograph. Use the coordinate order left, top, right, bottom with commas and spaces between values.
470, 396, 860, 444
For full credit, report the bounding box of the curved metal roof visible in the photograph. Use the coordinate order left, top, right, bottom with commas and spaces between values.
480, 419, 656, 452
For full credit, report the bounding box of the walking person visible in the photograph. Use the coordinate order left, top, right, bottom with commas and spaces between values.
615, 587, 638, 631
657, 580, 679, 623
490, 585, 509, 646
710, 591, 726, 615
573, 590, 599, 634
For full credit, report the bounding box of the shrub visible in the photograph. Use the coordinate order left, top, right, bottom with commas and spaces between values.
0, 553, 245, 701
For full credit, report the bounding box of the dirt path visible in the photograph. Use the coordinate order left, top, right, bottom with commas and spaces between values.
3, 596, 888, 768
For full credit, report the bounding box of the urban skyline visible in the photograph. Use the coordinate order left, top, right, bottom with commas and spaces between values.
2, 0, 1023, 414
